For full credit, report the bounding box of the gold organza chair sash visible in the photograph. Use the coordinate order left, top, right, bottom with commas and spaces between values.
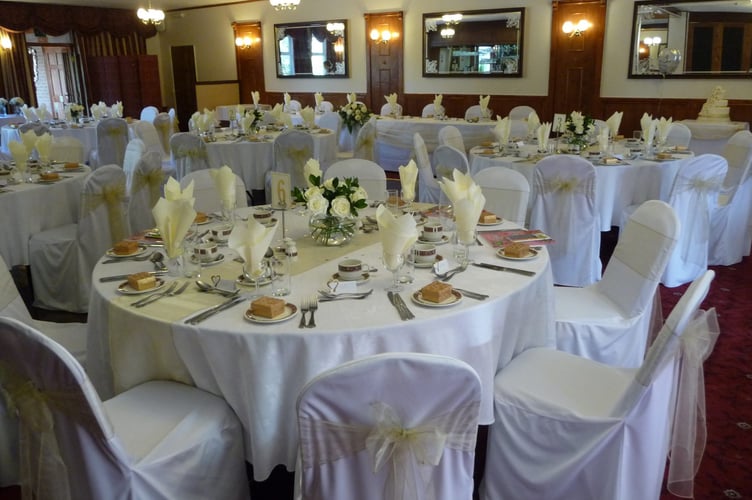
173, 144, 207, 160
673, 172, 724, 263
283, 145, 312, 168
82, 181, 127, 243
133, 168, 164, 207
540, 176, 589, 195
0, 363, 100, 500
298, 400, 479, 500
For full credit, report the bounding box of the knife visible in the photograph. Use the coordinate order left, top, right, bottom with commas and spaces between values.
185, 296, 246, 325
99, 270, 167, 282
387, 291, 410, 320
472, 262, 536, 277
392, 292, 415, 320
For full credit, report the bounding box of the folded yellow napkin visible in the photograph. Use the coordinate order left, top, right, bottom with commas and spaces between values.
300, 106, 316, 128
164, 176, 194, 202
303, 158, 322, 187
209, 165, 237, 212
434, 94, 443, 108
398, 159, 418, 202
657, 117, 673, 144
537, 122, 552, 151
35, 133, 52, 162
284, 92, 291, 106
640, 112, 656, 145
152, 197, 197, 258
111, 101, 123, 118
527, 111, 541, 137
376, 204, 418, 268
21, 105, 36, 122
314, 92, 324, 108
228, 218, 276, 276
252, 91, 260, 106
439, 170, 485, 244
241, 111, 255, 134
384, 93, 398, 114
9, 141, 28, 171
493, 116, 511, 145
479, 95, 490, 117
347, 92, 357, 104
606, 111, 623, 138
21, 130, 38, 155
270, 103, 283, 123
91, 101, 106, 120
36, 104, 51, 122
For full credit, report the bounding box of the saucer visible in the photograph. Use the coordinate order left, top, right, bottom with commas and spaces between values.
478, 216, 503, 226
117, 278, 166, 295
236, 274, 272, 287
105, 245, 147, 258
191, 253, 225, 266
418, 235, 449, 245
413, 255, 444, 269
496, 247, 539, 261
332, 272, 370, 285
244, 303, 298, 324
411, 289, 463, 308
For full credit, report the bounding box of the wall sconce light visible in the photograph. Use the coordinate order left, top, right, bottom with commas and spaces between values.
0, 35, 11, 50
562, 19, 591, 37
643, 36, 661, 46
334, 38, 344, 54
235, 36, 253, 49
137, 2, 165, 26
370, 29, 397, 44
440, 28, 455, 39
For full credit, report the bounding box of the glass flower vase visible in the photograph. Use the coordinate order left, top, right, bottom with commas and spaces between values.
308, 212, 357, 247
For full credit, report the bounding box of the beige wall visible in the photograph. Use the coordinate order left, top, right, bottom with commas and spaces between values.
146, 0, 750, 109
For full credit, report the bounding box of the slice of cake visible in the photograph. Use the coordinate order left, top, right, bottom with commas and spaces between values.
420, 281, 453, 303
479, 209, 499, 224
39, 172, 59, 181
250, 296, 286, 318
127, 272, 156, 291
113, 240, 139, 255
503, 242, 531, 258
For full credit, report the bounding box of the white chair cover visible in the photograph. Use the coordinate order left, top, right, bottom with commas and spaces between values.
380, 102, 403, 117
325, 159, 386, 200
152, 112, 173, 156
432, 144, 469, 179
122, 138, 147, 195
421, 103, 444, 118
437, 125, 466, 154
0, 316, 249, 500
666, 122, 692, 147
317, 111, 341, 141
296, 353, 481, 500
709, 130, 752, 265
354, 117, 377, 161
170, 132, 209, 181
139, 105, 159, 123
555, 200, 680, 367
473, 166, 530, 227
529, 155, 601, 286
29, 165, 128, 312
464, 105, 491, 121
269, 130, 314, 200
132, 120, 175, 177
90, 117, 129, 168
128, 150, 163, 234
414, 133, 441, 203
50, 136, 84, 164
593, 118, 609, 136
481, 271, 716, 500
509, 119, 528, 141
181, 168, 248, 214
508, 105, 536, 120
285, 99, 302, 113
317, 101, 334, 113
662, 154, 726, 287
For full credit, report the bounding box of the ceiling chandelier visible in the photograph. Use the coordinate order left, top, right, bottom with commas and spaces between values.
269, 0, 301, 11
137, 2, 165, 26
441, 28, 455, 39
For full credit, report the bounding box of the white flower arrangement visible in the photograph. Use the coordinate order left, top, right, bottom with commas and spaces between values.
338, 101, 372, 133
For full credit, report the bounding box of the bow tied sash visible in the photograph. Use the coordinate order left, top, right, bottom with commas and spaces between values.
540, 176, 587, 195
173, 145, 207, 160
133, 168, 165, 207
82, 181, 127, 243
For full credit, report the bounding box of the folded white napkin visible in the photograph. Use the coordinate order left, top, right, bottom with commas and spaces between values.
111, 101, 123, 118
91, 101, 106, 120
35, 133, 52, 162
385, 93, 398, 114
439, 170, 485, 244
21, 105, 36, 122
527, 111, 541, 138
598, 128, 609, 152
152, 197, 197, 258
241, 111, 254, 134
9, 141, 28, 170
657, 117, 673, 144
479, 95, 490, 118
284, 92, 291, 106
252, 91, 260, 106
209, 165, 237, 212
347, 92, 357, 104
164, 176, 194, 202
537, 122, 552, 151
434, 94, 443, 109
228, 218, 276, 276
196, 109, 216, 133
493, 116, 511, 145
279, 112, 293, 128
21, 129, 38, 155
234, 105, 245, 123
270, 103, 283, 123
300, 106, 316, 128
606, 111, 623, 138
314, 92, 324, 108
376, 204, 419, 268
640, 112, 655, 144
303, 158, 322, 187
36, 104, 51, 122
398, 159, 418, 202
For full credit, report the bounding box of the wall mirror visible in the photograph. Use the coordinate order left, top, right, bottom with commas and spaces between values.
629, 0, 752, 78
275, 20, 348, 78
422, 8, 525, 77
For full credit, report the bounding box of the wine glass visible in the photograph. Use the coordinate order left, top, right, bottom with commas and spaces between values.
401, 189, 415, 215
243, 260, 268, 298
382, 252, 405, 292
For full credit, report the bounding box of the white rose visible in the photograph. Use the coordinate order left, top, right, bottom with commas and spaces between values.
323, 178, 335, 191
304, 185, 322, 200
351, 186, 367, 202
575, 125, 584, 135
307, 193, 329, 214
330, 196, 351, 217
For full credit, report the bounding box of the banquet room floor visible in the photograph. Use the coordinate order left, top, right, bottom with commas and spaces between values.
2, 230, 750, 500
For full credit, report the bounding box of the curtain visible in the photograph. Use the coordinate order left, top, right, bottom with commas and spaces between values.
0, 28, 35, 106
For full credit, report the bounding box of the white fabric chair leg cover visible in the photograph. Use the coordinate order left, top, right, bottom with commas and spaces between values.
414, 133, 441, 203
296, 353, 481, 500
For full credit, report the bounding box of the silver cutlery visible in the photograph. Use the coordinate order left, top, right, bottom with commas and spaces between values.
131, 281, 178, 307
453, 287, 489, 300
387, 291, 414, 321
318, 289, 374, 301
306, 295, 318, 328
133, 280, 190, 308
185, 296, 246, 325
393, 292, 415, 319
472, 262, 536, 277
99, 270, 167, 282
299, 299, 309, 328
433, 262, 468, 281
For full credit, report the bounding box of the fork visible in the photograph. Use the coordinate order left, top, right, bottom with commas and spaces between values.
306, 295, 318, 328
298, 298, 309, 329
133, 280, 189, 308
132, 281, 177, 307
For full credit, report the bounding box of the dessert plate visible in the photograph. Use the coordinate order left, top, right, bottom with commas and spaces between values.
191, 253, 225, 266
411, 290, 463, 308
496, 247, 539, 261
417, 235, 450, 245
105, 245, 148, 258
244, 303, 298, 323
478, 216, 503, 226
117, 278, 166, 295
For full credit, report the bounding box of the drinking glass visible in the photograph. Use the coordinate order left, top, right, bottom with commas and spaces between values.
382, 252, 404, 292
401, 189, 415, 214
243, 261, 268, 299
271, 249, 292, 297
385, 189, 400, 215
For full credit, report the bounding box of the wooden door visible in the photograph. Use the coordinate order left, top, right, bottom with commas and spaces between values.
233, 22, 265, 104
171, 46, 197, 132
43, 47, 69, 119
365, 12, 403, 112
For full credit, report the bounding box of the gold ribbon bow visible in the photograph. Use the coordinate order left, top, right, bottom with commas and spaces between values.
82, 181, 127, 244
542, 177, 582, 194
173, 145, 207, 160
133, 168, 165, 207
285, 146, 312, 168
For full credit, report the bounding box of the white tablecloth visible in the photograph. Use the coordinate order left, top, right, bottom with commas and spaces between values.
205, 130, 337, 191
0, 114, 24, 129
0, 166, 90, 266
469, 145, 686, 231
87, 206, 554, 480
681, 119, 750, 156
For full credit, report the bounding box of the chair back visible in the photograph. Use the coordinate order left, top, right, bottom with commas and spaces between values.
273, 129, 315, 190
380, 102, 403, 117
140, 105, 159, 123
317, 111, 341, 139
50, 135, 84, 164
325, 159, 386, 200
474, 167, 530, 227
438, 125, 466, 153
354, 117, 377, 161
170, 132, 209, 180
128, 149, 163, 234
508, 105, 536, 120
464, 105, 489, 121
599, 200, 679, 317
94, 118, 129, 167
414, 132, 440, 203
719, 130, 752, 196
666, 122, 692, 147
132, 120, 166, 160
181, 168, 248, 214
509, 119, 528, 140
284, 99, 302, 113
0, 255, 32, 323
296, 353, 481, 500
317, 101, 334, 113
530, 155, 601, 286
662, 155, 727, 287
152, 112, 172, 155
422, 103, 444, 118
433, 144, 469, 179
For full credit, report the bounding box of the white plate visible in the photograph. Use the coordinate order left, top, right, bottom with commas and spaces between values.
413, 255, 444, 269
478, 217, 503, 226
244, 303, 298, 323
496, 247, 539, 261
117, 278, 166, 295
411, 289, 463, 308
417, 235, 450, 245
236, 274, 273, 287
191, 253, 225, 266
105, 244, 148, 258
36, 177, 62, 184
331, 272, 370, 285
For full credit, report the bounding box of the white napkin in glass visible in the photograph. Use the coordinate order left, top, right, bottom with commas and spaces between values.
493, 116, 511, 145
270, 103, 283, 123
300, 106, 316, 128
376, 204, 418, 268
228, 218, 276, 275
21, 105, 35, 122
164, 176, 194, 202
527, 111, 541, 138
234, 105, 244, 123
252, 91, 260, 106
439, 170, 485, 244
91, 101, 105, 120
606, 111, 623, 138
657, 117, 673, 144
640, 113, 655, 143
152, 197, 197, 258
398, 159, 418, 202
9, 141, 28, 170
209, 165, 237, 211
279, 112, 293, 128
241, 111, 255, 134
385, 93, 398, 114
314, 92, 324, 108
537, 122, 552, 151
434, 94, 443, 109
35, 133, 52, 162
36, 104, 51, 122
284, 92, 291, 106
111, 101, 123, 118
21, 130, 38, 154
479, 95, 490, 118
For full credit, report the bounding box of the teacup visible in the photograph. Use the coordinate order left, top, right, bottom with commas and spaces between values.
338, 259, 364, 280
253, 208, 274, 223
194, 241, 219, 262
413, 243, 437, 264
421, 222, 444, 242
211, 223, 233, 244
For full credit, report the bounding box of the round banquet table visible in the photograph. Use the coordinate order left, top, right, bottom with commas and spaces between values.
468, 143, 688, 231
0, 165, 90, 266
86, 205, 554, 480
205, 128, 338, 191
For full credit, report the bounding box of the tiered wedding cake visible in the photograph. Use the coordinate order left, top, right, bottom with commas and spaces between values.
698, 86, 731, 122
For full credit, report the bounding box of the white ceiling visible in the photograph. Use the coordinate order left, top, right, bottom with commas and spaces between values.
4, 0, 252, 10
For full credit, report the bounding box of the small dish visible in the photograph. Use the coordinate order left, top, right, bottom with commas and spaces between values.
236, 274, 273, 287
105, 244, 148, 258
417, 235, 450, 245
477, 216, 503, 226
411, 289, 463, 308
331, 272, 370, 285
117, 278, 166, 295
191, 253, 225, 266
496, 247, 539, 261
244, 303, 298, 324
